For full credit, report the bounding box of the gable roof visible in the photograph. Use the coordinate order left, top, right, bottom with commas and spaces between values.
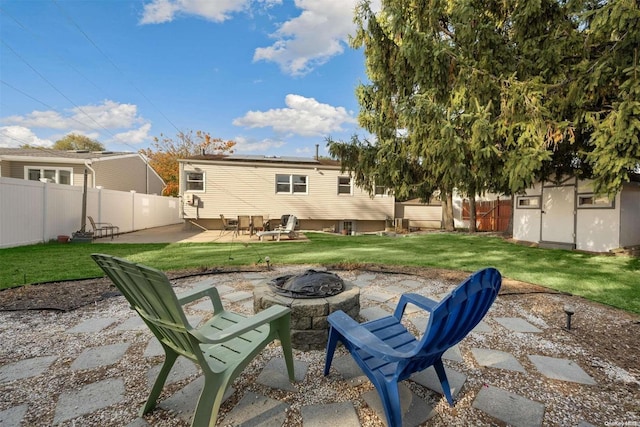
0, 147, 142, 164
179, 153, 341, 167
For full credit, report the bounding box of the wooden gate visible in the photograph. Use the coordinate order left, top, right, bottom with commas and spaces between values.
462, 199, 512, 232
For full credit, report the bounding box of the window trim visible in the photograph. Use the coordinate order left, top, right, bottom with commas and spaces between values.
577, 193, 615, 209
185, 171, 205, 192
516, 195, 541, 209
275, 174, 308, 195
24, 166, 74, 185
338, 176, 352, 195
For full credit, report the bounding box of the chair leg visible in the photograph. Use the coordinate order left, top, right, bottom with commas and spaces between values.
375, 380, 403, 427
323, 327, 340, 376
141, 349, 178, 415
191, 372, 231, 427
433, 358, 454, 406
273, 315, 295, 382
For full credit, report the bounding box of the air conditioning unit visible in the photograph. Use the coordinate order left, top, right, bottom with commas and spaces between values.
184, 193, 196, 206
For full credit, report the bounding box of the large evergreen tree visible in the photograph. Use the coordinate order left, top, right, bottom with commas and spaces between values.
328, 0, 639, 230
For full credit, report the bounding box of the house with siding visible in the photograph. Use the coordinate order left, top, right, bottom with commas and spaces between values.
178, 154, 395, 233
0, 147, 164, 194
512, 176, 640, 253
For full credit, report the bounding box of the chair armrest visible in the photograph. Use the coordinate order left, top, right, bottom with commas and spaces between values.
393, 293, 439, 319
328, 311, 412, 362
177, 280, 224, 312
194, 305, 290, 344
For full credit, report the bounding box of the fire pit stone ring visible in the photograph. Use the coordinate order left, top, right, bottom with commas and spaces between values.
253, 271, 360, 351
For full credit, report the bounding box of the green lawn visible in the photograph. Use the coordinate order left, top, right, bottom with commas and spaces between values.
1, 232, 638, 313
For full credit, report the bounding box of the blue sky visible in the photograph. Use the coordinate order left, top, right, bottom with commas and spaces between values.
0, 0, 375, 157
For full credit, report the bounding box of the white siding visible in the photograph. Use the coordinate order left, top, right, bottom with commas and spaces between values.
619, 183, 640, 248
512, 183, 543, 244
181, 162, 394, 223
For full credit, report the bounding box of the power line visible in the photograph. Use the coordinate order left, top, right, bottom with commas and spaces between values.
1, 39, 121, 139
51, 0, 182, 134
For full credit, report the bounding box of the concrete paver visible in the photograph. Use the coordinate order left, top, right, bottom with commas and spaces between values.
221, 391, 289, 426
71, 343, 130, 371
53, 378, 126, 424
256, 357, 309, 391
494, 317, 543, 333
0, 263, 617, 427
472, 385, 545, 427
301, 401, 361, 427
528, 355, 597, 385
363, 382, 436, 427
0, 355, 57, 383
471, 348, 526, 372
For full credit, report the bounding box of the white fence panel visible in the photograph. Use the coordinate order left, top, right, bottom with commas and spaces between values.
0, 177, 181, 248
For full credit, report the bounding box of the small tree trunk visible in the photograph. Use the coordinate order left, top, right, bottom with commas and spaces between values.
469, 196, 477, 233
442, 191, 455, 231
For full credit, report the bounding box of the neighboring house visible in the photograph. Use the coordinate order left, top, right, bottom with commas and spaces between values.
178, 154, 395, 233
0, 147, 164, 194
512, 176, 640, 253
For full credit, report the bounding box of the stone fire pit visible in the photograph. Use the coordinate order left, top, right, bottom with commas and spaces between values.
253, 270, 360, 351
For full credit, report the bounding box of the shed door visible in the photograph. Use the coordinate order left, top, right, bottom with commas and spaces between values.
541, 185, 575, 244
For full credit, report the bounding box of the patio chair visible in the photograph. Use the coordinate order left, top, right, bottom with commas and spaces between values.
87, 216, 119, 239
251, 215, 265, 236
236, 215, 251, 236
91, 253, 295, 427
219, 214, 237, 235
256, 214, 298, 241
324, 267, 502, 427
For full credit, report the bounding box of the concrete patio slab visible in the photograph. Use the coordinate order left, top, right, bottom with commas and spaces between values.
71, 342, 130, 371
221, 391, 289, 426
256, 357, 308, 392
301, 401, 361, 427
66, 317, 116, 333
494, 317, 543, 333
472, 385, 545, 427
471, 348, 526, 372
146, 356, 200, 387
53, 378, 125, 424
359, 306, 391, 321
411, 365, 467, 399
363, 382, 436, 427
0, 355, 57, 383
528, 355, 597, 385
0, 404, 27, 426
330, 354, 368, 386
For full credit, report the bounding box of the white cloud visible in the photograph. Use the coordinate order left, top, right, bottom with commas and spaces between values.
233, 94, 356, 136
111, 123, 153, 145
0, 126, 53, 148
253, 0, 359, 75
1, 100, 144, 132
140, 0, 252, 24
232, 135, 286, 152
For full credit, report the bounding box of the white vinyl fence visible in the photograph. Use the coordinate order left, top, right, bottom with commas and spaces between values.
0, 177, 182, 248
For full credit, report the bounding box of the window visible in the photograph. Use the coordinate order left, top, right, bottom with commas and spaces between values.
374, 185, 387, 196
516, 196, 540, 209
578, 194, 614, 209
276, 174, 308, 194
25, 167, 73, 185
185, 171, 204, 191
338, 176, 352, 194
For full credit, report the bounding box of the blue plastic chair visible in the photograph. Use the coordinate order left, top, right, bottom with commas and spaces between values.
324, 267, 502, 427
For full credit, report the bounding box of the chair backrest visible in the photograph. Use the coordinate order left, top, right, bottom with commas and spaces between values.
284, 215, 297, 231
252, 215, 264, 229
412, 268, 501, 370
87, 216, 97, 229
238, 215, 251, 228
91, 253, 201, 361
220, 214, 228, 226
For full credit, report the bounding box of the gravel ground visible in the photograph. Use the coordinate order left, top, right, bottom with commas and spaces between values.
0, 265, 639, 426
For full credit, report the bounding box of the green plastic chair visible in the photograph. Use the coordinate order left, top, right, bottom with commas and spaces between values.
91, 253, 295, 427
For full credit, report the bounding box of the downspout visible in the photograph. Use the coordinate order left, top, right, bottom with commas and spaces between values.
84, 160, 96, 188
84, 160, 97, 224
